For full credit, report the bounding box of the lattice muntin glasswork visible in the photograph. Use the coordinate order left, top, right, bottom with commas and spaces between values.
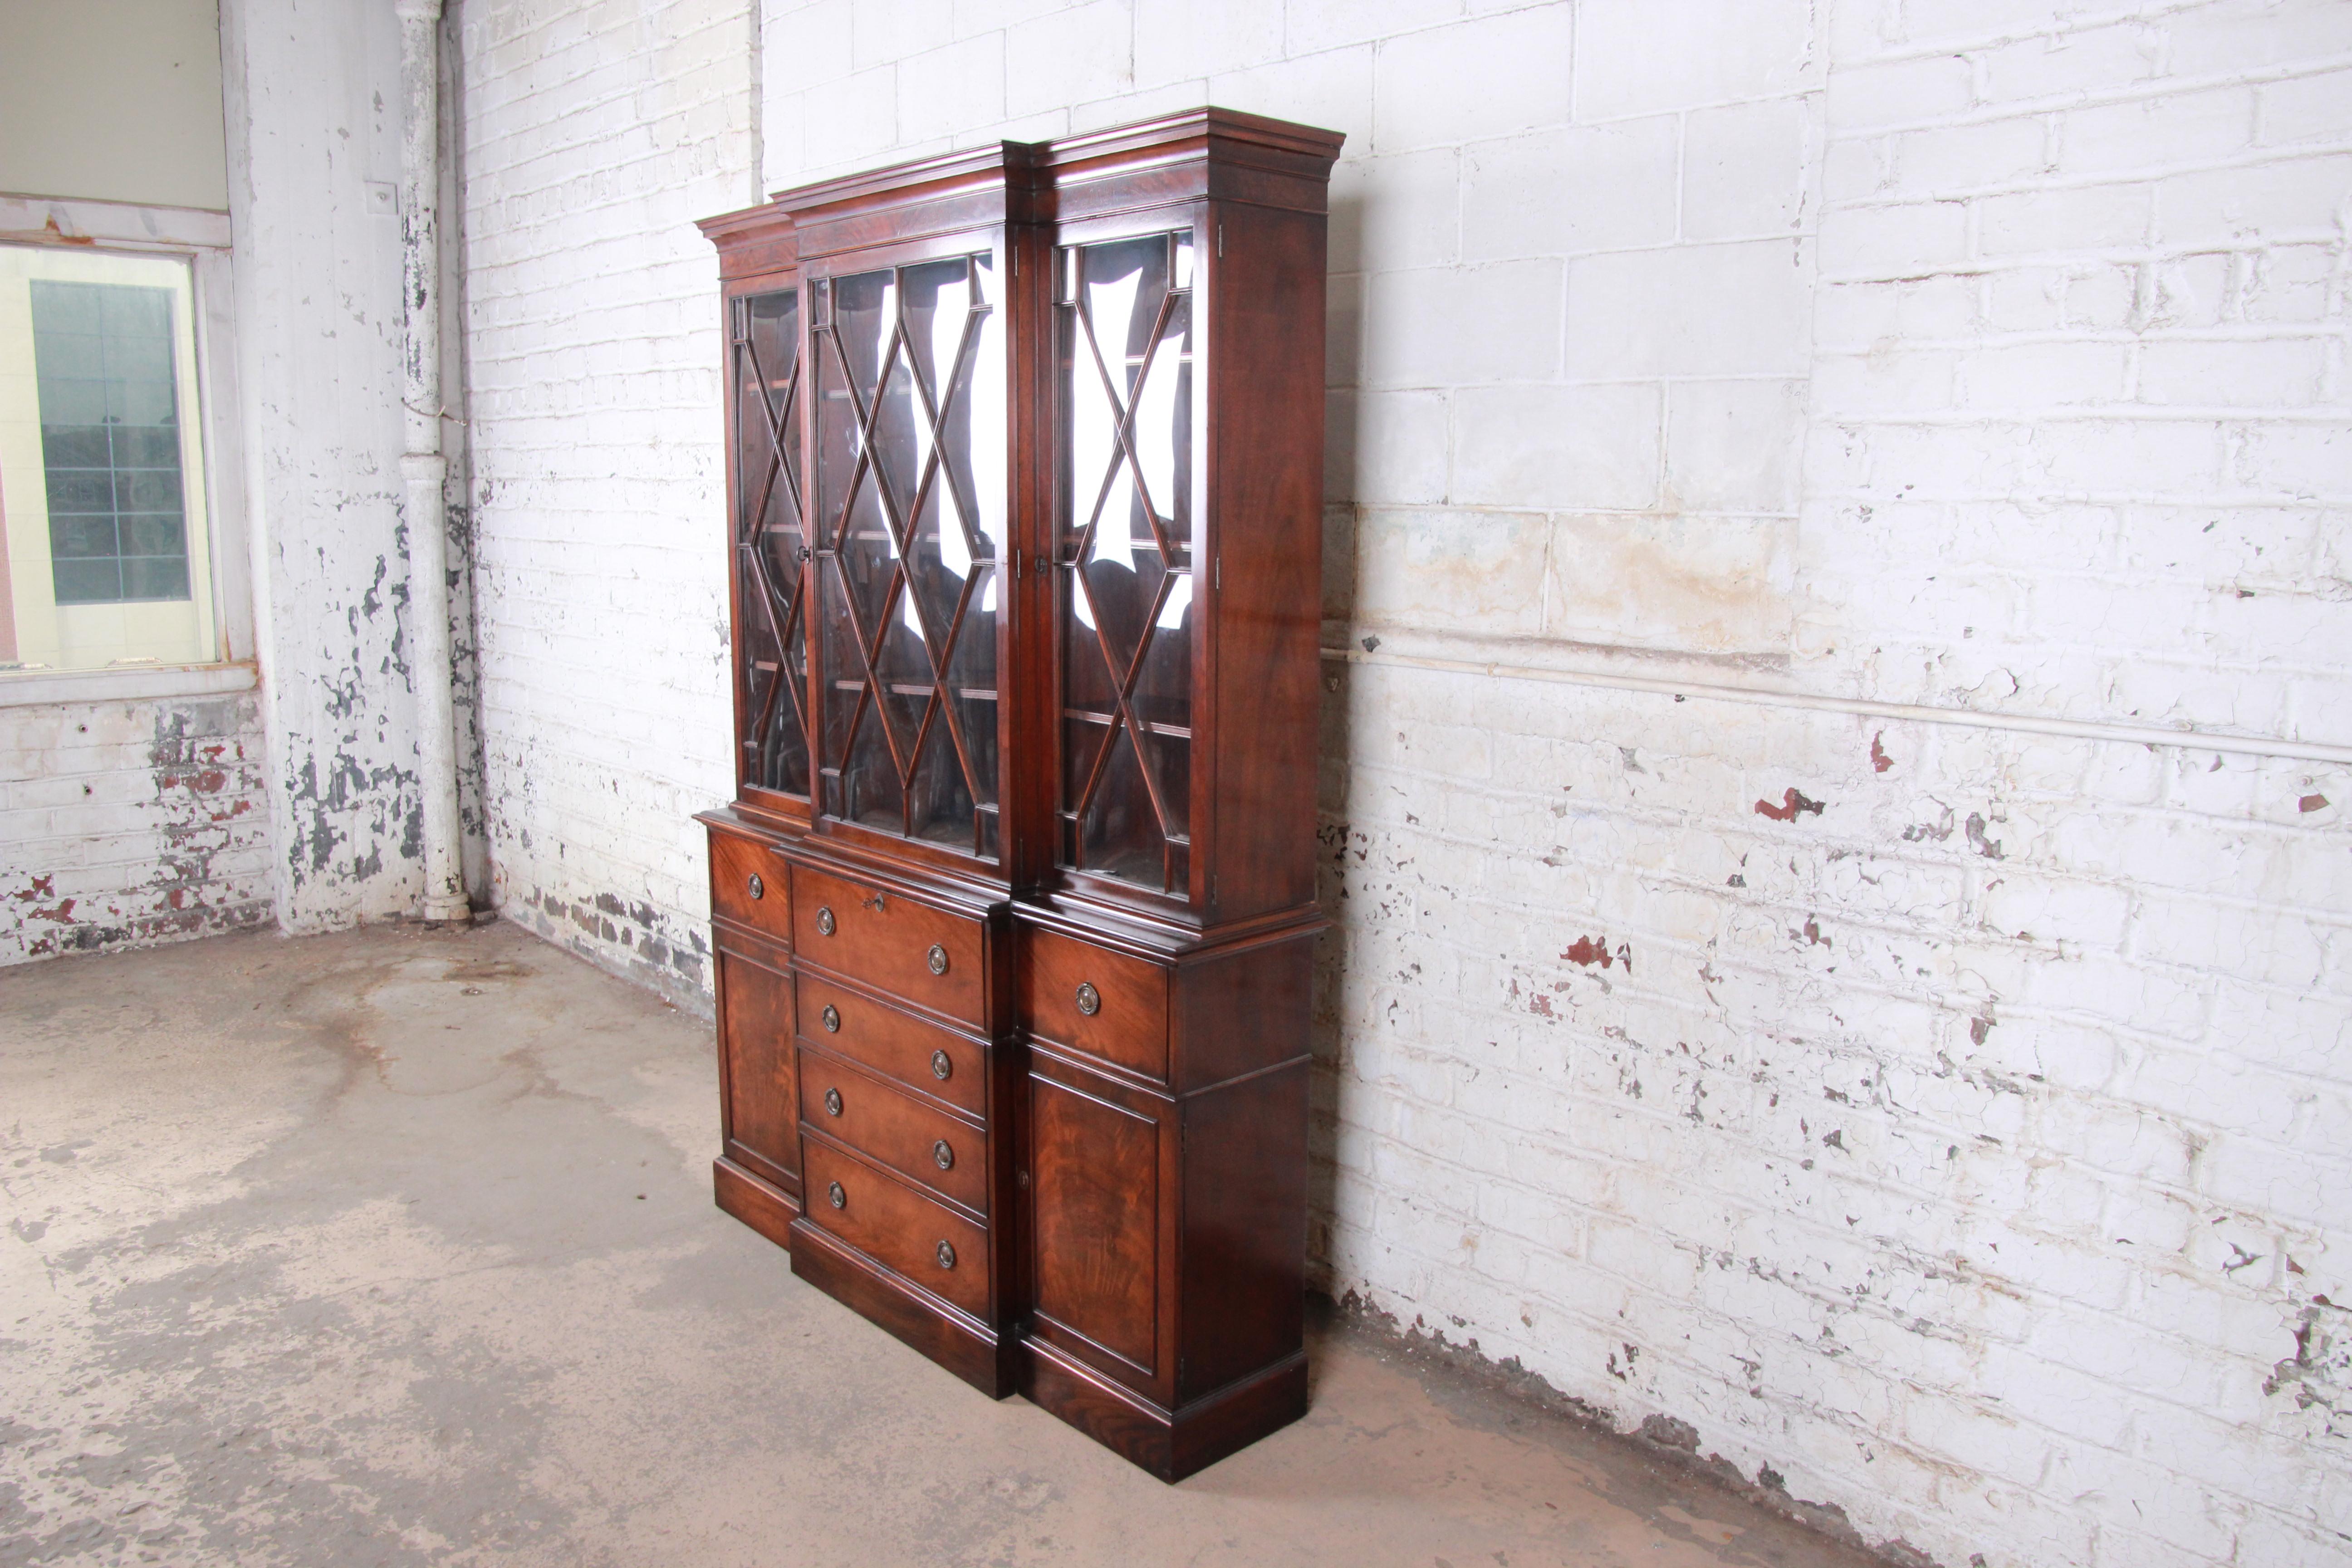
733, 288, 810, 797
812, 254, 1005, 858
1055, 231, 1195, 894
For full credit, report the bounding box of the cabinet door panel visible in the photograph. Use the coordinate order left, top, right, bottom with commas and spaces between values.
1054, 230, 1196, 897
1029, 1073, 1160, 1372
730, 287, 811, 799
718, 948, 798, 1186
809, 255, 1005, 860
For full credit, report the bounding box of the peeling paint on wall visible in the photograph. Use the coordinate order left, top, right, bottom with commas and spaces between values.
1, 695, 272, 966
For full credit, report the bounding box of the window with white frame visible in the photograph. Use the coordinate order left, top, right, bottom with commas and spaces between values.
0, 243, 221, 673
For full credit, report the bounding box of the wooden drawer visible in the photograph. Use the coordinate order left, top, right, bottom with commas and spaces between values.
1020, 926, 1168, 1080
710, 830, 789, 944
795, 971, 984, 1116
800, 1047, 987, 1213
792, 864, 985, 1025
803, 1140, 988, 1320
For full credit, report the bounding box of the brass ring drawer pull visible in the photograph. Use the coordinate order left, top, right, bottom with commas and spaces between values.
930, 1049, 952, 1081
926, 944, 949, 975
823, 1087, 842, 1117
1074, 981, 1100, 1016
821, 1004, 839, 1033
827, 1181, 845, 1210
936, 1240, 956, 1270
815, 906, 835, 936
932, 1139, 954, 1171
746, 872, 763, 901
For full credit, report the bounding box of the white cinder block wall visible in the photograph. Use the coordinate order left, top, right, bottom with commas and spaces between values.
454, 2, 2352, 1563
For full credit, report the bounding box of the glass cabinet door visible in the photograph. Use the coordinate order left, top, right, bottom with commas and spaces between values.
810, 253, 1006, 859
1054, 230, 1196, 895
731, 288, 809, 798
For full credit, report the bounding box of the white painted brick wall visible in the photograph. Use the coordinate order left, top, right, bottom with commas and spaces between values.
226, 0, 437, 928
457, 0, 759, 1004
0, 693, 272, 964
454, 1, 2352, 1563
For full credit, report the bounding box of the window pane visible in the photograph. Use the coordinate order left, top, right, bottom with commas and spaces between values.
30, 279, 191, 606
1, 246, 217, 672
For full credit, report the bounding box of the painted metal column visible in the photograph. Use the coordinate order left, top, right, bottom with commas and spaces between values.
396, 0, 468, 924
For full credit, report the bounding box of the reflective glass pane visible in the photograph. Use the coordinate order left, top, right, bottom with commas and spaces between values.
30, 279, 190, 605
733, 288, 808, 796
808, 253, 1003, 857
1055, 230, 1195, 892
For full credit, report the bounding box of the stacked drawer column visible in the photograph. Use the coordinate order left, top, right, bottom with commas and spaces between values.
783, 848, 1020, 1395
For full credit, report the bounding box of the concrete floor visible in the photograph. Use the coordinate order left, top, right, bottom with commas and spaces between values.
1, 923, 1887, 1568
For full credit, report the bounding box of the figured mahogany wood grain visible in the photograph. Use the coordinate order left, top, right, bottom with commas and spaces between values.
715, 946, 797, 1190
794, 971, 985, 1116
791, 863, 985, 1024
1020, 926, 1168, 1081
801, 1140, 990, 1318
1029, 1073, 1159, 1371
800, 1047, 989, 1213
1017, 1335, 1308, 1482
710, 830, 792, 945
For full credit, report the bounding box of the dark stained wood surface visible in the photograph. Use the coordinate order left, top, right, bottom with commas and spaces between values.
1019, 925, 1169, 1080
713, 1155, 799, 1252
789, 1218, 1014, 1396
794, 970, 987, 1116
800, 1138, 990, 1320
709, 828, 791, 945
715, 944, 797, 1192
791, 862, 986, 1024
1177, 1059, 1309, 1401
1027, 1070, 1161, 1375
799, 1044, 990, 1214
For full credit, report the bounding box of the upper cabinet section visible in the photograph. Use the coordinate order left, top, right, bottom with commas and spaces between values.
701, 111, 1344, 925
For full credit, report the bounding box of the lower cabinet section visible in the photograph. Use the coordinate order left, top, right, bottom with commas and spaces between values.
700, 815, 1322, 1479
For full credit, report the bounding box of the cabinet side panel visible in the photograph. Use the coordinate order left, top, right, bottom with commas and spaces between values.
1177, 1059, 1309, 1402
1171, 934, 1313, 1092
1206, 201, 1326, 922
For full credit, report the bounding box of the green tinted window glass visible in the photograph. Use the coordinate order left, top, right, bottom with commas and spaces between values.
30, 280, 189, 604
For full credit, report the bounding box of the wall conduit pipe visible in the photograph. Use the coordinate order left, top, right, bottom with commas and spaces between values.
395, 0, 467, 924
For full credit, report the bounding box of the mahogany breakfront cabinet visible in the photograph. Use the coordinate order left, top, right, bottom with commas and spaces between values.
692, 109, 1342, 1480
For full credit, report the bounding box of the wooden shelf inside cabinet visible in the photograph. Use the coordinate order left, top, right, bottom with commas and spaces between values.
695, 106, 1343, 1482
